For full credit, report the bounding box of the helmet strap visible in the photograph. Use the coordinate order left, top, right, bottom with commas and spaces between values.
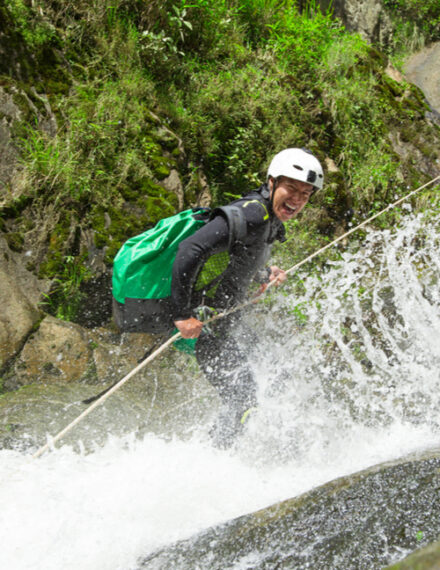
269, 176, 278, 206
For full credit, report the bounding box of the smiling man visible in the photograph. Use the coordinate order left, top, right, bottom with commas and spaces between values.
174, 147, 324, 448
113, 147, 324, 448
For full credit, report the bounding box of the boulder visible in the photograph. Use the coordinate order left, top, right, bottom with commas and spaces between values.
319, 0, 394, 46
0, 237, 44, 369
11, 315, 93, 387
405, 42, 440, 118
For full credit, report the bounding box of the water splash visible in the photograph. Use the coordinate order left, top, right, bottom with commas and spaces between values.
241, 212, 440, 463
1, 212, 439, 570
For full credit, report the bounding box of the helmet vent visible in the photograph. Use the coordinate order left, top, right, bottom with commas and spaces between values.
293, 164, 304, 171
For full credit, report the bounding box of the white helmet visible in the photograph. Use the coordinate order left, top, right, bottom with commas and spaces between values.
267, 148, 324, 191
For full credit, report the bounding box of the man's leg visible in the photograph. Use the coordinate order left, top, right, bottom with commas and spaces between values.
194, 315, 257, 448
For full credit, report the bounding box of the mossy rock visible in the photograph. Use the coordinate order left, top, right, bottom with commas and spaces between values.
4, 231, 24, 252
38, 216, 72, 278
139, 450, 440, 569
385, 539, 440, 569
380, 75, 406, 98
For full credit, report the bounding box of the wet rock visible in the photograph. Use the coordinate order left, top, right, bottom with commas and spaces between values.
0, 330, 216, 452
405, 42, 440, 119
88, 327, 159, 384
139, 449, 440, 569
385, 538, 440, 569
6, 317, 152, 390
0, 236, 44, 369
10, 315, 93, 388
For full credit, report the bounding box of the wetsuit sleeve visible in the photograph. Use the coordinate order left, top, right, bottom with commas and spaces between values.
171, 214, 230, 321
254, 267, 272, 284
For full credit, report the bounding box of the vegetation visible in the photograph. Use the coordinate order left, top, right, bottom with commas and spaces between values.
382, 0, 440, 59
1, 0, 439, 322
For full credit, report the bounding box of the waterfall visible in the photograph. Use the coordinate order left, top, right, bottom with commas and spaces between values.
1, 211, 439, 570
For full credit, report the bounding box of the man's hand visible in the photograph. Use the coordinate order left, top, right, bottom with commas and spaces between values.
256, 265, 287, 295
174, 317, 204, 339
268, 265, 287, 286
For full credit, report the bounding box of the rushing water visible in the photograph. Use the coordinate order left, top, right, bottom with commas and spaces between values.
1, 210, 439, 570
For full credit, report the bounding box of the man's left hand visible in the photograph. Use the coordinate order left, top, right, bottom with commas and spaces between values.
268, 265, 287, 286
256, 265, 287, 295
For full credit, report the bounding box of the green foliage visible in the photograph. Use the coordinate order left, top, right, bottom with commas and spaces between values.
382, 0, 440, 56
5, 0, 56, 48
5, 0, 438, 323
171, 61, 311, 198
20, 66, 177, 210
13, 9, 181, 319
40, 255, 93, 321
268, 2, 344, 74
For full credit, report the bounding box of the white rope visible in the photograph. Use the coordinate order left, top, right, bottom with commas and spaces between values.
32, 174, 440, 459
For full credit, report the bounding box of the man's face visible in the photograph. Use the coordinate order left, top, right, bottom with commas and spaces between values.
270, 176, 314, 222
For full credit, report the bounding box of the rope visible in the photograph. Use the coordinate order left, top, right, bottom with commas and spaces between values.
31, 174, 440, 459
32, 333, 181, 459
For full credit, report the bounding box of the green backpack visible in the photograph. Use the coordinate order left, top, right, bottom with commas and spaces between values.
112, 205, 247, 304
112, 208, 210, 304
112, 205, 247, 353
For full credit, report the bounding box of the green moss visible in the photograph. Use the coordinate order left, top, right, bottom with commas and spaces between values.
90, 178, 180, 265
92, 205, 148, 263
4, 232, 24, 252
154, 127, 180, 153
149, 154, 173, 180
153, 163, 171, 180
38, 217, 71, 278
138, 178, 169, 197
0, 195, 32, 218
379, 75, 405, 98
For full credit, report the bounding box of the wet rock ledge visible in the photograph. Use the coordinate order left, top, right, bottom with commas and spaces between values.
139, 449, 440, 570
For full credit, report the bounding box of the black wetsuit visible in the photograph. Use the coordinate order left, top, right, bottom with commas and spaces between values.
172, 186, 285, 318
113, 184, 286, 446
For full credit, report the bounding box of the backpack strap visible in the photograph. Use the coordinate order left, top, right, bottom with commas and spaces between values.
214, 205, 247, 249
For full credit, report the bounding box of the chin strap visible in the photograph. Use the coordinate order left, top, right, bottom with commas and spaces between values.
272, 177, 278, 203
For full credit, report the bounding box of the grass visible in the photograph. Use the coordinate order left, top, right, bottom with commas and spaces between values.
3, 0, 440, 321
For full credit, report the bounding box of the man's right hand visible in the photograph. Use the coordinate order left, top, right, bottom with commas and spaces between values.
174, 317, 204, 339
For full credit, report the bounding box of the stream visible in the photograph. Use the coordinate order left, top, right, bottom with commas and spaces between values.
1, 206, 439, 570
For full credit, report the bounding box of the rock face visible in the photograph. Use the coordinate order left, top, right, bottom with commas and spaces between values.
405, 42, 440, 118
385, 539, 440, 569
0, 323, 217, 452
0, 236, 46, 369
139, 449, 440, 569
11, 316, 93, 387
319, 0, 393, 45
0, 86, 22, 197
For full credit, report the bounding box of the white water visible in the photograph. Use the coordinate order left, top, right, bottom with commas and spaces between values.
1, 211, 439, 570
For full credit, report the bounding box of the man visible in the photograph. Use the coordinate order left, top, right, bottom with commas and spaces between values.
113, 147, 324, 448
